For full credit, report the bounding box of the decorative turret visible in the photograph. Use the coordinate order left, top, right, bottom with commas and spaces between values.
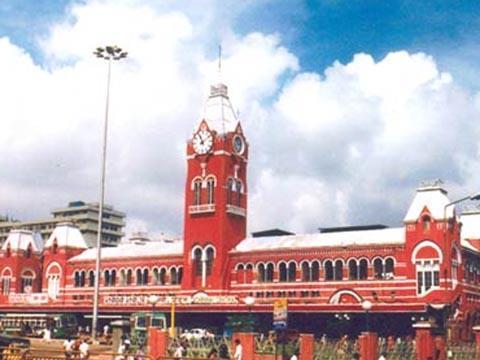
404, 180, 453, 223
2, 229, 43, 255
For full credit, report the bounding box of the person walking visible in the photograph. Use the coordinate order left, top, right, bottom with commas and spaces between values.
79, 339, 90, 360
233, 339, 242, 360
218, 343, 230, 360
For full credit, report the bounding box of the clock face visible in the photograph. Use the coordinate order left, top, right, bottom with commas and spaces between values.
232, 135, 244, 155
192, 130, 213, 155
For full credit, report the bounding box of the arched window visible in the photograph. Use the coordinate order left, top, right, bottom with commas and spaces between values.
348, 259, 358, 280
193, 180, 202, 205
1, 269, 11, 295
266, 263, 274, 282
257, 264, 266, 283
120, 269, 126, 286
160, 268, 167, 285
20, 270, 34, 293
194, 248, 202, 276
235, 180, 242, 206
206, 247, 215, 276
288, 262, 296, 282
301, 262, 310, 282
25, 243, 32, 258
207, 178, 215, 204
227, 178, 234, 204
104, 270, 111, 286
88, 271, 95, 287
279, 263, 287, 282
5, 244, 11, 258
126, 269, 132, 285
359, 259, 368, 280
136, 269, 143, 286
143, 269, 149, 285
373, 258, 384, 279
170, 268, 178, 285
311, 261, 320, 281
422, 215, 431, 232
80, 271, 86, 287
52, 239, 58, 254
324, 261, 334, 281
74, 271, 81, 287
334, 260, 343, 281
111, 269, 116, 286
153, 268, 159, 285
385, 258, 395, 279
178, 267, 183, 284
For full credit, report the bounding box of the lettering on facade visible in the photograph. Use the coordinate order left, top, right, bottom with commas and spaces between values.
8, 293, 49, 305
103, 294, 239, 306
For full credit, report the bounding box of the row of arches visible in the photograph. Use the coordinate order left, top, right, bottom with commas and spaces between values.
73, 266, 183, 288
235, 257, 396, 284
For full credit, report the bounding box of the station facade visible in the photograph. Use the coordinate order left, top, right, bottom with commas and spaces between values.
1, 81, 480, 339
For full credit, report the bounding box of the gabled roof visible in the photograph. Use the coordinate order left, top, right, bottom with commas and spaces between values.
233, 227, 405, 253
45, 222, 87, 250
69, 240, 183, 262
404, 184, 453, 222
2, 229, 43, 252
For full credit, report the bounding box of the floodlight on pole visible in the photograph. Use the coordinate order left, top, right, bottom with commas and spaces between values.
91, 45, 127, 340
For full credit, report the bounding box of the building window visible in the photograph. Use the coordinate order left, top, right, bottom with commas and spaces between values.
301, 262, 310, 282
235, 180, 242, 206
143, 269, 149, 285
334, 260, 343, 281
25, 244, 32, 258
373, 258, 384, 279
104, 270, 110, 286
422, 215, 431, 232
52, 239, 58, 254
136, 269, 142, 286
5, 244, 11, 258
20, 271, 34, 293
160, 268, 167, 285
348, 259, 358, 280
288, 262, 296, 282
257, 264, 266, 283
279, 263, 287, 282
416, 260, 440, 294
88, 271, 95, 287
126, 269, 132, 285
178, 267, 183, 284
266, 263, 274, 282
324, 261, 333, 281
206, 247, 214, 276
385, 258, 395, 279
110, 270, 116, 286
359, 259, 368, 280
193, 180, 202, 206
120, 269, 126, 286
207, 178, 215, 204
227, 178, 234, 204
194, 248, 202, 276
2, 277, 11, 295
170, 268, 179, 285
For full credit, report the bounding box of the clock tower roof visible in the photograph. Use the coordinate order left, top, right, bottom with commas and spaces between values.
202, 82, 239, 134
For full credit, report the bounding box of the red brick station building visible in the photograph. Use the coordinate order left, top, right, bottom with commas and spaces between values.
1, 81, 480, 340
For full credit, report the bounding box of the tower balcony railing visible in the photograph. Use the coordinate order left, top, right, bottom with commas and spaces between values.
226, 204, 246, 217
189, 204, 216, 214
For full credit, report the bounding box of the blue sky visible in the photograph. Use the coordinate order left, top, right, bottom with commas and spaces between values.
3, 0, 480, 87
1, 0, 480, 236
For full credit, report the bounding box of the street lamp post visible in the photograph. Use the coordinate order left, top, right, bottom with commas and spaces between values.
148, 295, 160, 327
361, 300, 372, 333
91, 45, 128, 339
244, 296, 255, 331
169, 294, 176, 338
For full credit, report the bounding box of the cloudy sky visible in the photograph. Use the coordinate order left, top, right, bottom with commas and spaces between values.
1, 0, 480, 239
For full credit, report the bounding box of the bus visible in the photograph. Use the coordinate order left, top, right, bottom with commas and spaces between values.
130, 312, 167, 345
0, 313, 77, 339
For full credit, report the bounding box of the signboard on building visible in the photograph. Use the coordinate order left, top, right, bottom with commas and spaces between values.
103, 293, 239, 306
8, 293, 48, 305
273, 299, 288, 329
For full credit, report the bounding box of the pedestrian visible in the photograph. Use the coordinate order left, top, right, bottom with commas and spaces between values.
234, 339, 242, 360
79, 338, 90, 360
218, 343, 230, 360
378, 353, 386, 360
42, 327, 51, 343
207, 348, 218, 359
173, 341, 184, 359
63, 337, 74, 360
290, 350, 298, 360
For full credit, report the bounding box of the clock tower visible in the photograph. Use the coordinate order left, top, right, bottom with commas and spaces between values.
182, 82, 248, 290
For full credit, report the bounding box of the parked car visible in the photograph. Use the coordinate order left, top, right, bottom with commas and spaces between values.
180, 328, 214, 340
